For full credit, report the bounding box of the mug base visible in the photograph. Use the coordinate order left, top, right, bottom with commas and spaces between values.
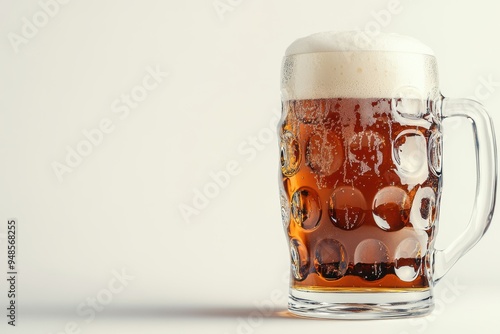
289, 288, 433, 319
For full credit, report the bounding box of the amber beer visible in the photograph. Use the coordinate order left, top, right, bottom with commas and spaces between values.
279, 97, 440, 291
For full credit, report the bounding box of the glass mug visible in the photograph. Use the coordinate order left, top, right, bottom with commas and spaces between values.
278, 32, 497, 319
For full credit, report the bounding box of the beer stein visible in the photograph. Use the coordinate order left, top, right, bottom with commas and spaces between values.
278, 31, 497, 319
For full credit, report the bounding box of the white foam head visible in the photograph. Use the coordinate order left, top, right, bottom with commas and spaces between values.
281, 31, 439, 100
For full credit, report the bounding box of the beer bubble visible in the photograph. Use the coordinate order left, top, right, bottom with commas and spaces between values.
291, 188, 322, 230
354, 239, 389, 281
372, 186, 411, 231
328, 186, 367, 230
314, 239, 348, 280
280, 131, 301, 177
290, 238, 309, 281
395, 238, 422, 282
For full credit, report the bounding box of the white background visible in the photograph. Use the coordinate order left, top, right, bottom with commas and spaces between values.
1, 0, 499, 333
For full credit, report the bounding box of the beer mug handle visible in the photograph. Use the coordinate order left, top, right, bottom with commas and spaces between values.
433, 97, 497, 283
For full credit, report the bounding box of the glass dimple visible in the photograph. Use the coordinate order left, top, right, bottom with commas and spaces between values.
428, 129, 443, 176
280, 131, 301, 177
393, 130, 427, 176
410, 187, 437, 230
280, 188, 291, 229
391, 86, 426, 119
290, 238, 309, 281
306, 131, 343, 176
348, 131, 385, 175
295, 99, 327, 124
314, 239, 348, 280
354, 239, 389, 281
329, 186, 367, 230
372, 186, 411, 231
395, 238, 422, 282
291, 188, 321, 230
